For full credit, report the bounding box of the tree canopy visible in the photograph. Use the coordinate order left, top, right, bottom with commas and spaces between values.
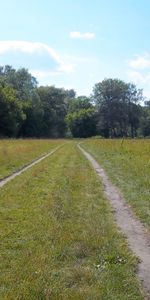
92, 78, 143, 137
0, 65, 149, 138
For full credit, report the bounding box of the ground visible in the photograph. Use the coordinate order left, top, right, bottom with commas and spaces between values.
0, 139, 149, 300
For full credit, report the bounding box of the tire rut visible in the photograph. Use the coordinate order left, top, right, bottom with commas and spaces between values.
78, 144, 150, 299
0, 144, 65, 188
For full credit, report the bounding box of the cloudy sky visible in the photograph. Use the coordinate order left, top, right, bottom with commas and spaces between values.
1, 0, 150, 97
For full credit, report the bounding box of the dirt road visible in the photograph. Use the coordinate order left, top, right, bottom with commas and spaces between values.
78, 144, 150, 299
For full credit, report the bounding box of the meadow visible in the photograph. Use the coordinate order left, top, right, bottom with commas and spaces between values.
0, 141, 144, 300
0, 139, 64, 180
83, 139, 150, 229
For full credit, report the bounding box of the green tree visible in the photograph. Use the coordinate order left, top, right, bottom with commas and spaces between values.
37, 86, 67, 137
0, 65, 44, 137
66, 108, 96, 138
19, 93, 43, 137
0, 87, 25, 137
140, 101, 150, 137
0, 65, 38, 101
92, 78, 143, 137
65, 89, 76, 99
67, 96, 93, 113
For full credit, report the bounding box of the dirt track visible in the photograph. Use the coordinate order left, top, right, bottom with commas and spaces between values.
78, 144, 150, 299
1, 142, 150, 298
0, 144, 64, 188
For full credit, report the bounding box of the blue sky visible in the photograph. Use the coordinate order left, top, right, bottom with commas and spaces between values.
1, 0, 150, 98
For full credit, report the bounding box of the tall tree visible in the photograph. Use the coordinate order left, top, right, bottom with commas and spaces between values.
19, 93, 43, 137
37, 86, 67, 137
65, 89, 76, 99
140, 101, 150, 137
66, 108, 96, 138
92, 78, 143, 137
0, 65, 43, 137
67, 96, 93, 113
0, 86, 25, 137
0, 65, 38, 101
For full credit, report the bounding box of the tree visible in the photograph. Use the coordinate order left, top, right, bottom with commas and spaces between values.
67, 96, 93, 113
0, 66, 40, 137
66, 108, 96, 138
0, 65, 38, 101
19, 93, 44, 137
65, 89, 76, 99
92, 78, 143, 137
0, 65, 146, 139
37, 86, 67, 137
140, 101, 150, 137
0, 87, 25, 137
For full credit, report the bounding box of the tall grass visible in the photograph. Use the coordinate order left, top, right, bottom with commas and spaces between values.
83, 139, 150, 229
0, 139, 64, 179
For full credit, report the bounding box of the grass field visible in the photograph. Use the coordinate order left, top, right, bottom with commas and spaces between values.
0, 142, 144, 299
0, 139, 65, 180
82, 139, 150, 230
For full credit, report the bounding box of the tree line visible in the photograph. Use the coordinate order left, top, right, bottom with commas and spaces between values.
0, 65, 150, 138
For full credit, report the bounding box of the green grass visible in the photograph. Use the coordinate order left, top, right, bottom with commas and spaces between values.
0, 142, 144, 299
0, 139, 65, 179
82, 139, 150, 230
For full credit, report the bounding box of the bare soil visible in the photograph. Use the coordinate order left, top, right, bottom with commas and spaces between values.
78, 144, 150, 299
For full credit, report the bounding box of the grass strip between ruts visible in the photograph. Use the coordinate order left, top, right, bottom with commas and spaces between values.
0, 142, 144, 299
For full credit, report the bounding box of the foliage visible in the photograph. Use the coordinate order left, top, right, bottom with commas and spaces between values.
140, 101, 150, 137
64, 88, 76, 99
0, 65, 42, 137
92, 78, 143, 137
37, 86, 67, 137
20, 96, 44, 137
0, 65, 38, 100
0, 86, 25, 137
0, 65, 149, 138
67, 96, 93, 113
66, 108, 96, 137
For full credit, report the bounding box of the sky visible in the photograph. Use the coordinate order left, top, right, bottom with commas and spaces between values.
1, 0, 150, 98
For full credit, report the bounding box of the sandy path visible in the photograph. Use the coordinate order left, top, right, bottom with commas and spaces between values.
78, 144, 150, 299
0, 144, 65, 188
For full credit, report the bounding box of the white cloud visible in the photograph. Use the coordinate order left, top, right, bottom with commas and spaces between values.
127, 53, 150, 99
70, 31, 95, 40
127, 71, 145, 84
127, 70, 150, 99
128, 54, 150, 69
0, 40, 74, 74
31, 70, 61, 78
127, 70, 150, 85
143, 90, 150, 98
127, 54, 150, 85
63, 54, 98, 65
